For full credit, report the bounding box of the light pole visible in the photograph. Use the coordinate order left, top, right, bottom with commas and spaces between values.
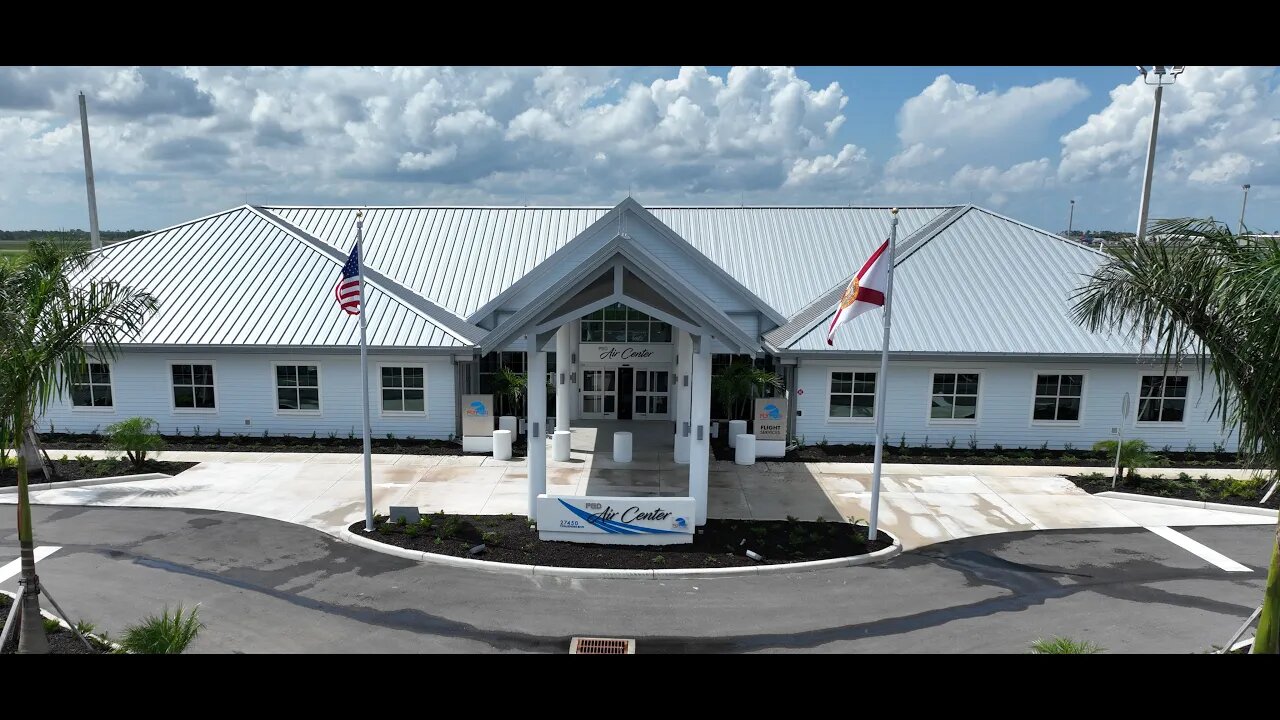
1134, 66, 1185, 243
1240, 183, 1251, 233
1067, 199, 1075, 241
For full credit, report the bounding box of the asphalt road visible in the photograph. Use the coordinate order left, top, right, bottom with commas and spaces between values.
2, 505, 1272, 653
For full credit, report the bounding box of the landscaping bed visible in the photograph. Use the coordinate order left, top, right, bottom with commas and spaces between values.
712, 435, 1243, 469
1068, 471, 1278, 510
0, 457, 196, 487
39, 429, 465, 456
351, 513, 894, 569
0, 596, 111, 654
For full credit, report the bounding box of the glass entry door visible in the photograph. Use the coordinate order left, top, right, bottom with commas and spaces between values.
581, 368, 617, 419
632, 369, 670, 420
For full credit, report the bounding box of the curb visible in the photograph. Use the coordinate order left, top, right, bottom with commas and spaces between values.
1097, 491, 1278, 518
0, 589, 123, 653
339, 527, 902, 579
0, 473, 171, 495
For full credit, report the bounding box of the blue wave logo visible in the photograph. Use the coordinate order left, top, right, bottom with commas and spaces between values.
467, 401, 487, 416
674, 517, 687, 528
761, 403, 781, 420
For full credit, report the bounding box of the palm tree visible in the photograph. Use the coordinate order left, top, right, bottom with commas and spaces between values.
1072, 217, 1280, 654
0, 240, 156, 654
711, 359, 783, 421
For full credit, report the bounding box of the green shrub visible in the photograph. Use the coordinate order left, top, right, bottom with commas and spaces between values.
104, 417, 165, 469
1091, 439, 1154, 479
43, 617, 63, 634
120, 605, 203, 654
1030, 636, 1104, 654
481, 530, 501, 546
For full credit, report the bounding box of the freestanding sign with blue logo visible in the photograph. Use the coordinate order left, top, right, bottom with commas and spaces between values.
461, 394, 494, 438
536, 494, 695, 545
754, 398, 787, 441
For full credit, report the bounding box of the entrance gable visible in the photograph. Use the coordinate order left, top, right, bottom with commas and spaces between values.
471, 198, 786, 330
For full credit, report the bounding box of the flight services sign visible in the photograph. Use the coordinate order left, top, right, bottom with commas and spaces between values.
754, 398, 787, 441
461, 394, 494, 437
536, 494, 695, 545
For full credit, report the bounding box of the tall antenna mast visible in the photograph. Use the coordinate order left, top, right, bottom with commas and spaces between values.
78, 91, 102, 250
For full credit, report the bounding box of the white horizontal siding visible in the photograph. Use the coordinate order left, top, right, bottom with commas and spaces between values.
38, 351, 457, 440
794, 359, 1237, 451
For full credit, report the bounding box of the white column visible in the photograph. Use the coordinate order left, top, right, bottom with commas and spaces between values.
673, 328, 693, 464
688, 336, 712, 525
555, 324, 571, 433
527, 340, 548, 520
569, 320, 581, 421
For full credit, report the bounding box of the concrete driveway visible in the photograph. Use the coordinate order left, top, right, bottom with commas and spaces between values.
9, 431, 1273, 550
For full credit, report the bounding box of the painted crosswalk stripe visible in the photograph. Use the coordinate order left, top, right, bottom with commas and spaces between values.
1146, 526, 1251, 573
0, 546, 61, 584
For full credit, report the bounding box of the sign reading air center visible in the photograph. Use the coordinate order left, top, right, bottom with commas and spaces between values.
461, 394, 494, 437
585, 344, 673, 364
536, 494, 695, 545
753, 398, 787, 441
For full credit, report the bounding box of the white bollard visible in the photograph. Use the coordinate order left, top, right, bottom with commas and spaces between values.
499, 415, 518, 437
735, 434, 756, 466
492, 430, 513, 461
552, 430, 571, 462
614, 431, 633, 463
728, 420, 747, 448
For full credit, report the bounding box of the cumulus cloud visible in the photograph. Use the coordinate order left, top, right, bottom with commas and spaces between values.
785, 144, 871, 187
1060, 66, 1280, 186
889, 74, 1089, 174
0, 65, 878, 227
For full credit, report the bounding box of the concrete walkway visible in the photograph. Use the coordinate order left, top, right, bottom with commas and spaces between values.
13, 430, 1274, 551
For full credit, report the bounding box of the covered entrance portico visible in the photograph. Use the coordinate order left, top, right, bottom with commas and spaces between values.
475, 229, 765, 527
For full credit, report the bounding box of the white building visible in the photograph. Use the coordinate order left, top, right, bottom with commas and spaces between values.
41, 199, 1235, 517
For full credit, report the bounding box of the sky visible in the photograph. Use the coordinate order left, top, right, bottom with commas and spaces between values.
1, 66, 1276, 234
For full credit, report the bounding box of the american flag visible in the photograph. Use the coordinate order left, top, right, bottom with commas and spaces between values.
334, 243, 362, 315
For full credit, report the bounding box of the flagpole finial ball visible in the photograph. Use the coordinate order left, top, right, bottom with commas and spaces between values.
891, 207, 899, 215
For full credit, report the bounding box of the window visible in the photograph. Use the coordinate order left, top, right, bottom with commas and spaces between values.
1138, 375, 1187, 422
381, 366, 425, 413
1033, 374, 1083, 422
70, 362, 113, 408
580, 303, 671, 344
172, 363, 216, 410
276, 364, 320, 412
930, 372, 979, 420
829, 371, 876, 420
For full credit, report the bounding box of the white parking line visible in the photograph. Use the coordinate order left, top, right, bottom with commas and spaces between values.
1146, 526, 1251, 572
0, 546, 62, 583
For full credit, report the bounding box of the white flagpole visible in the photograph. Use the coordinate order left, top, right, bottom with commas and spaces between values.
868, 208, 900, 542
356, 210, 374, 532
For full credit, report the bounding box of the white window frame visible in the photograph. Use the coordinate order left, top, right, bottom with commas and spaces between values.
168, 360, 219, 414
271, 361, 323, 416
927, 368, 983, 425
1029, 369, 1088, 427
378, 362, 428, 416
825, 367, 878, 424
1135, 371, 1191, 426
68, 360, 117, 413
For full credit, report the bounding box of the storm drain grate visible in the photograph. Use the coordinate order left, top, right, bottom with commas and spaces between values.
569, 636, 635, 654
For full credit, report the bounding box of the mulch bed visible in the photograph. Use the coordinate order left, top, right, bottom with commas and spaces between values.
39, 431, 466, 456
712, 436, 1244, 469
0, 458, 197, 488
351, 513, 894, 569
0, 597, 111, 654
1068, 472, 1279, 510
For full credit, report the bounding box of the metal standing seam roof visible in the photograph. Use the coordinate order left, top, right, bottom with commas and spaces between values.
261, 205, 952, 320
75, 207, 469, 349
783, 206, 1146, 355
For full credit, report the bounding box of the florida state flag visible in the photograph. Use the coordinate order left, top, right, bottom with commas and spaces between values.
826, 238, 890, 346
